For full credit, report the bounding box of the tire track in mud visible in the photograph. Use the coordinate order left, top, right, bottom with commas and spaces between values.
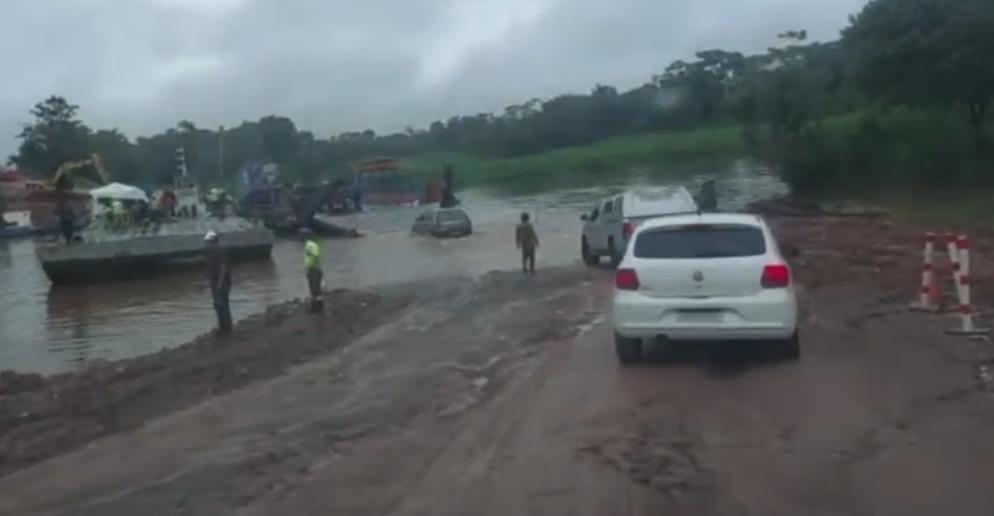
380, 281, 605, 516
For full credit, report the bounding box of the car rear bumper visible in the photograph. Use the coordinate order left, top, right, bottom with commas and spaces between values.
615, 326, 796, 341
432, 229, 470, 238
613, 290, 797, 341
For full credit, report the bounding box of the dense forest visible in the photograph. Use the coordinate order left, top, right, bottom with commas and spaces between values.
7, 0, 993, 193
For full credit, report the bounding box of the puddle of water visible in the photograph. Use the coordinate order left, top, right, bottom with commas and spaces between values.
0, 158, 785, 373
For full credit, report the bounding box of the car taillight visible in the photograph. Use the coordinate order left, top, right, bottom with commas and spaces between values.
615, 268, 640, 291
761, 263, 791, 289
622, 220, 634, 240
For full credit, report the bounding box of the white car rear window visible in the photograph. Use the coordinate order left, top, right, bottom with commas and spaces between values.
634, 224, 766, 259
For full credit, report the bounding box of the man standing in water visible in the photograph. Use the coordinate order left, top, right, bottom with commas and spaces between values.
516, 212, 540, 275
205, 231, 233, 335
440, 166, 459, 208
304, 235, 324, 312
698, 180, 718, 212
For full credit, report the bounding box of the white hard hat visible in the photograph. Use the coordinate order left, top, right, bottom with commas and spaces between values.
204, 230, 219, 242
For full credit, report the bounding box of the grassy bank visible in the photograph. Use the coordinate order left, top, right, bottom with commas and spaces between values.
770, 108, 993, 194
406, 126, 743, 190
405, 108, 989, 195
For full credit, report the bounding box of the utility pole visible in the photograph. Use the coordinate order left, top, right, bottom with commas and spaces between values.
218, 125, 225, 182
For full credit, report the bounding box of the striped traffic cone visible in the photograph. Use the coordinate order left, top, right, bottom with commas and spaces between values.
947, 235, 990, 336
911, 232, 941, 312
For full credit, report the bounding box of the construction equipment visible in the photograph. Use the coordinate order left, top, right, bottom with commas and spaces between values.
269, 180, 359, 238
233, 160, 358, 237
51, 154, 110, 191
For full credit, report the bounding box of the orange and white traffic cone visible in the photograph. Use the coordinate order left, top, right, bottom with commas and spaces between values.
946, 233, 962, 298
947, 235, 990, 336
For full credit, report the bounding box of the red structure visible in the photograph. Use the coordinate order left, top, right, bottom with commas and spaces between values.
354, 158, 421, 206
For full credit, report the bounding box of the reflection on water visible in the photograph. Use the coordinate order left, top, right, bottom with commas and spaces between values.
0, 159, 786, 373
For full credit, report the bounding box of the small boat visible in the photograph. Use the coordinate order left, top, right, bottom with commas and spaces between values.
36, 223, 273, 284
36, 183, 274, 284
0, 211, 39, 239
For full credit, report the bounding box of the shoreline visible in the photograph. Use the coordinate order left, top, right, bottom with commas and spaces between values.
0, 286, 413, 477
5, 197, 994, 479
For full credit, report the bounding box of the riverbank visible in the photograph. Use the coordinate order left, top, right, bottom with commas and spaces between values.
408, 126, 742, 190
428, 107, 994, 198
0, 287, 413, 477
2, 207, 994, 515
405, 107, 994, 198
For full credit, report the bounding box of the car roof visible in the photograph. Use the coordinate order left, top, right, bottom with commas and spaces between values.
615, 187, 697, 217
635, 212, 766, 232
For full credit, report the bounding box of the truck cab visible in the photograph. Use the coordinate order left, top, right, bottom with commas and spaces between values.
581, 187, 698, 267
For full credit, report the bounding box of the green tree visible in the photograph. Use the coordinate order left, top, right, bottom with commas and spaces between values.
11, 96, 92, 176
259, 116, 299, 163
89, 128, 139, 183
844, 0, 994, 150
655, 50, 745, 124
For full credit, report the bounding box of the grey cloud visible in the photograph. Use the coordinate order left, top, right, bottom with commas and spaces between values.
1, 0, 868, 158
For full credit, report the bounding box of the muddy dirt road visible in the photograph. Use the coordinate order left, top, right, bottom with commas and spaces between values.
3, 215, 994, 515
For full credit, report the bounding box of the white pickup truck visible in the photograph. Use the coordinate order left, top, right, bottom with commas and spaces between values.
580, 187, 698, 267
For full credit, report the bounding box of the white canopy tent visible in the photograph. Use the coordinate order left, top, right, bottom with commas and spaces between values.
90, 182, 149, 203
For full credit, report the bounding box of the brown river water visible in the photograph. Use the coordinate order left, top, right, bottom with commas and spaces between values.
0, 159, 785, 373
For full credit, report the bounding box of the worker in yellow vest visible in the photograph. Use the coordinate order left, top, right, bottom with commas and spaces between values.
111, 199, 126, 228
304, 236, 323, 312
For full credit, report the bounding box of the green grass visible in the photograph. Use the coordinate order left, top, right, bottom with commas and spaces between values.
771, 107, 991, 194
405, 127, 743, 190
758, 108, 994, 225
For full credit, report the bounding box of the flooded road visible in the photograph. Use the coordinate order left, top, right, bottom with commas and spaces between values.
5, 246, 994, 515
0, 159, 785, 373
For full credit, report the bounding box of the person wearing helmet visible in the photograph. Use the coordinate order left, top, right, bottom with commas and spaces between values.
204, 231, 233, 334
111, 199, 126, 228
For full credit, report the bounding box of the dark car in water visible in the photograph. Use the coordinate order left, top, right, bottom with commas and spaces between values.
411, 208, 473, 239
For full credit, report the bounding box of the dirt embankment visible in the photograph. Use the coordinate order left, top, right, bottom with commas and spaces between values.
0, 289, 410, 478
749, 197, 994, 308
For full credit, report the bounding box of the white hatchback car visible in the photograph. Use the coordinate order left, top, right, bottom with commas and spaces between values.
612, 213, 798, 363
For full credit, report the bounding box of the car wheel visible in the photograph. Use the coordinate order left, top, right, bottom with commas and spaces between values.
615, 333, 643, 364
581, 238, 598, 266
608, 239, 622, 268
775, 331, 801, 360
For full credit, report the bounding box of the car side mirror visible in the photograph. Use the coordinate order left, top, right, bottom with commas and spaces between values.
580, 214, 588, 221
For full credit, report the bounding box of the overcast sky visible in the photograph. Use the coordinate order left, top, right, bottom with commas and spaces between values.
1, 0, 868, 158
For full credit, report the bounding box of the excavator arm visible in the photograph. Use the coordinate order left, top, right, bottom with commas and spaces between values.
51, 154, 111, 190
292, 179, 346, 225
90, 154, 110, 183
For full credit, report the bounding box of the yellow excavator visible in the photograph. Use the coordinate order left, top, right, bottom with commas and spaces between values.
51, 154, 110, 191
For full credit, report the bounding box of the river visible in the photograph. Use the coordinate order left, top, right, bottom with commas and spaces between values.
0, 158, 785, 373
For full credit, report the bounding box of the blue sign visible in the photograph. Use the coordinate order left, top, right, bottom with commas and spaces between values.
236, 161, 279, 200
